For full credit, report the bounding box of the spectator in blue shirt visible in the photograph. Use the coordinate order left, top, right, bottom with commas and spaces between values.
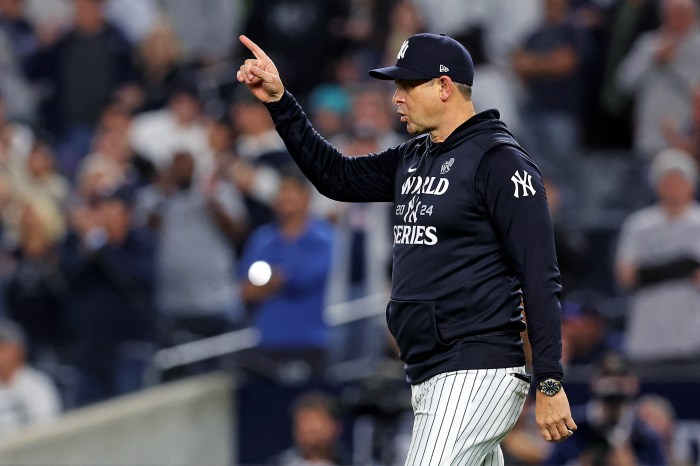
239, 165, 333, 381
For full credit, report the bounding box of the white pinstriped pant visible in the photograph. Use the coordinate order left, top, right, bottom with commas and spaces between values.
404, 367, 530, 466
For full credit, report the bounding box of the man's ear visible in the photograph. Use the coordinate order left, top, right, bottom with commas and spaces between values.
438, 76, 452, 102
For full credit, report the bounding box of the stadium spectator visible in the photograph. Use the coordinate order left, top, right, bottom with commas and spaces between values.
24, 0, 137, 172
129, 84, 214, 178
103, 0, 159, 45
239, 166, 333, 381
22, 0, 71, 35
326, 129, 393, 306
560, 295, 610, 368
8, 138, 70, 210
324, 127, 393, 366
588, 0, 659, 149
513, 0, 587, 175
413, 0, 543, 72
0, 88, 34, 164
545, 353, 667, 465
132, 17, 192, 113
615, 148, 700, 363
228, 86, 291, 230
381, 0, 425, 71
140, 150, 247, 348
462, 26, 523, 137
159, 0, 241, 65
0, 0, 40, 60
0, 20, 35, 123
543, 177, 590, 295
4, 199, 66, 362
0, 318, 61, 435
71, 146, 125, 207
637, 394, 689, 465
61, 185, 156, 405
662, 82, 700, 167
88, 104, 156, 189
307, 84, 351, 141
616, 0, 700, 159
241, 0, 347, 98
267, 390, 351, 465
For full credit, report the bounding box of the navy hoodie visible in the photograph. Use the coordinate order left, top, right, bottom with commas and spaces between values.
266, 91, 563, 385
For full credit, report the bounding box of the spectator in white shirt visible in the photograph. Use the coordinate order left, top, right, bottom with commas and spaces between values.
0, 318, 61, 436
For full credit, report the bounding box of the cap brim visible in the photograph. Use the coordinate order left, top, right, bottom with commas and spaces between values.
368, 65, 434, 81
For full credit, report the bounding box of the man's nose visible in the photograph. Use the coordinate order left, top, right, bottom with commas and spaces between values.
393, 88, 404, 105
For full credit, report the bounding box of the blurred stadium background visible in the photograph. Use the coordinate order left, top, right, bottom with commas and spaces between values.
0, 0, 699, 465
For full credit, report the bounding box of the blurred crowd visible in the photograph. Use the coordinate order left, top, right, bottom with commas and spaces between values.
0, 0, 699, 464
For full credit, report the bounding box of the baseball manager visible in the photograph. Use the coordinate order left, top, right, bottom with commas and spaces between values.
237, 32, 576, 465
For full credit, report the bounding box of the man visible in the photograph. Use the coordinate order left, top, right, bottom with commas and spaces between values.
0, 318, 61, 435
239, 166, 333, 381
616, 0, 700, 158
62, 185, 156, 405
615, 147, 700, 362
267, 391, 350, 465
237, 32, 575, 464
148, 151, 247, 348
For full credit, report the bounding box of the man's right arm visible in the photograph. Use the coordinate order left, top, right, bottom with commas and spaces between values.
236, 35, 402, 202
265, 91, 401, 202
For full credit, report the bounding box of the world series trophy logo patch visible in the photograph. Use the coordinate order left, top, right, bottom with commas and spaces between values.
440, 158, 454, 174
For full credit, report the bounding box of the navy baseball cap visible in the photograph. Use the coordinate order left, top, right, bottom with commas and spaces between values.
369, 33, 474, 85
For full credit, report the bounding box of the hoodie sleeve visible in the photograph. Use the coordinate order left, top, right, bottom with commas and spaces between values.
475, 144, 564, 384
265, 91, 402, 202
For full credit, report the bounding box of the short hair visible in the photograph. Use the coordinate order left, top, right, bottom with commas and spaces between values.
454, 82, 472, 101
638, 394, 677, 421
0, 319, 26, 346
290, 391, 340, 419
278, 163, 311, 190
428, 78, 472, 101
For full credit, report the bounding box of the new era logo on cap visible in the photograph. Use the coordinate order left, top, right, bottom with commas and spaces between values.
369, 33, 474, 86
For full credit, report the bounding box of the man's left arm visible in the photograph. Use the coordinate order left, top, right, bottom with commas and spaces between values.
476, 145, 576, 442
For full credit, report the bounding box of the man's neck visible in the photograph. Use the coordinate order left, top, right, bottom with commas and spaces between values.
429, 104, 477, 143
280, 215, 308, 238
663, 201, 691, 219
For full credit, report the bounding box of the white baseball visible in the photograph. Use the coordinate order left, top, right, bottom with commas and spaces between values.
248, 261, 272, 286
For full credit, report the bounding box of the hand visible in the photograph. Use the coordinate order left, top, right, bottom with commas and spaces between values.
229, 159, 256, 194
607, 442, 639, 466
535, 388, 577, 442
655, 35, 679, 64
692, 268, 700, 287
237, 35, 285, 103
69, 205, 99, 237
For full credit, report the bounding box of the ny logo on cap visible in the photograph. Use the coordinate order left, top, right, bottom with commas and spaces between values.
397, 40, 409, 60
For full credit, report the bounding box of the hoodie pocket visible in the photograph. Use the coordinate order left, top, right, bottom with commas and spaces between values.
386, 299, 448, 364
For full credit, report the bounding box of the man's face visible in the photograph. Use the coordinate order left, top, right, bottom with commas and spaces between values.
662, 0, 697, 35
393, 79, 441, 135
274, 178, 310, 221
97, 199, 131, 242
293, 408, 339, 454
657, 171, 695, 208
170, 153, 195, 190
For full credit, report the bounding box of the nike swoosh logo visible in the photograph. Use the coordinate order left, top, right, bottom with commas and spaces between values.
408, 166, 417, 173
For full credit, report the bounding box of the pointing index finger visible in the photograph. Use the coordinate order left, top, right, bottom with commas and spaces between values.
239, 35, 269, 61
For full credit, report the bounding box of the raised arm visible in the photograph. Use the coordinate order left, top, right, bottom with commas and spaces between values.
236, 36, 402, 203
